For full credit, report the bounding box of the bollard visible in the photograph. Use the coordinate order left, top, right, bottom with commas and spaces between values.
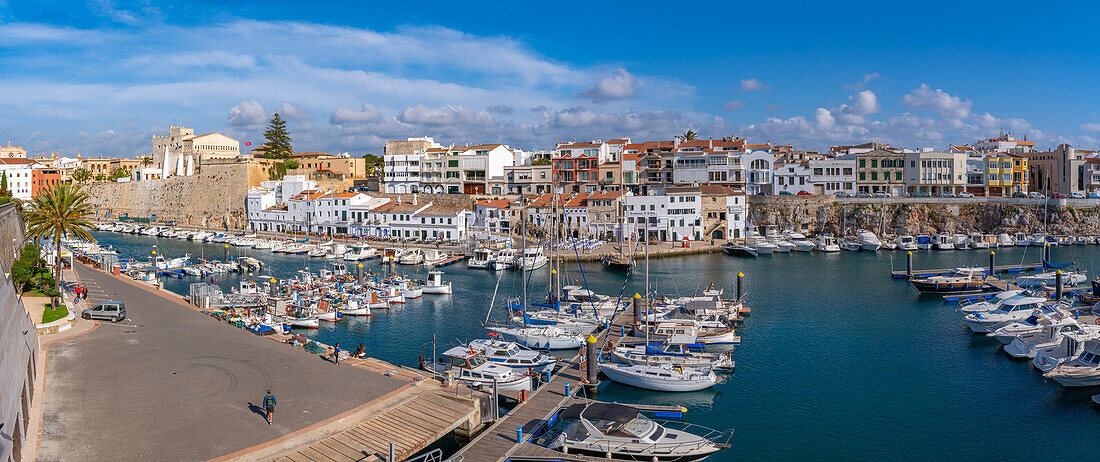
989, 251, 995, 279
1044, 243, 1051, 263
269, 277, 277, 297
357, 263, 363, 281
516, 426, 523, 443
565, 382, 570, 397
389, 442, 395, 462
737, 272, 744, 300
223, 244, 229, 261
585, 335, 599, 391
632, 293, 643, 325
1056, 270, 1064, 300
906, 251, 913, 279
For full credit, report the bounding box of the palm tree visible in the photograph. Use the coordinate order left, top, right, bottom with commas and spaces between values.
679, 129, 698, 141
24, 183, 96, 302
141, 156, 153, 167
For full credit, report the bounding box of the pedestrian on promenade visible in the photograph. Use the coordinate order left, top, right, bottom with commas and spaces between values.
332, 343, 341, 365
263, 390, 276, 425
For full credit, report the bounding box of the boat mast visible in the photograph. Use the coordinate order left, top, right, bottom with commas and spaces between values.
521, 194, 527, 311
644, 222, 650, 365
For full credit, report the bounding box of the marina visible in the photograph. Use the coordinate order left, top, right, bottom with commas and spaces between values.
71, 228, 1100, 461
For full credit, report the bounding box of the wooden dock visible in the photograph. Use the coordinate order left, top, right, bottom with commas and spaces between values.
451, 310, 637, 462
890, 263, 1043, 279
432, 255, 467, 267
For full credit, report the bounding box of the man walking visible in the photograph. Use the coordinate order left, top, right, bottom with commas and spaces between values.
332, 343, 341, 365
263, 390, 276, 425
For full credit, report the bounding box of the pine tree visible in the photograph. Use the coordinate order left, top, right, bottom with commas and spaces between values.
0, 171, 9, 197
262, 113, 293, 159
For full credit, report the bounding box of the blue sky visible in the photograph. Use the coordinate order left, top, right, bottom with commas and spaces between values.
2, 0, 1100, 157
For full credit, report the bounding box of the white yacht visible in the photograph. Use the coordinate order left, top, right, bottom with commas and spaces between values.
610, 343, 734, 371
517, 246, 549, 271
932, 233, 955, 250
421, 346, 533, 391
957, 290, 1029, 314
770, 238, 795, 253
1043, 339, 1100, 387
1003, 312, 1097, 358
397, 248, 425, 265
1013, 232, 1030, 246
856, 229, 882, 251
326, 243, 348, 259
963, 296, 1054, 333
420, 271, 452, 295
423, 249, 450, 267
895, 235, 918, 251
540, 402, 728, 461
599, 362, 717, 392
813, 234, 841, 252
1033, 329, 1100, 372
467, 248, 496, 269
786, 232, 816, 252
750, 239, 777, 255
493, 249, 516, 271
952, 233, 970, 250
468, 338, 556, 373
1015, 269, 1088, 289
485, 325, 586, 350
343, 245, 376, 261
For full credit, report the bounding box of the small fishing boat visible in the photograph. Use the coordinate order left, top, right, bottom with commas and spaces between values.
601, 252, 634, 272
421, 271, 452, 295
339, 298, 371, 316
910, 267, 986, 293
895, 235, 918, 251
467, 248, 496, 269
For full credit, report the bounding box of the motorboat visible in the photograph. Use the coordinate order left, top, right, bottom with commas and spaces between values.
343, 245, 376, 261
1043, 339, 1100, 387
468, 248, 496, 269
283, 315, 319, 329
969, 233, 990, 249
750, 239, 777, 255
1013, 232, 1030, 247
895, 235, 918, 251
326, 243, 348, 259
537, 402, 729, 461
814, 234, 841, 252
397, 248, 425, 265
880, 237, 898, 250
599, 362, 717, 392
840, 237, 862, 251
856, 229, 882, 251
1015, 269, 1088, 289
423, 249, 450, 267
958, 289, 1029, 313
952, 233, 970, 250
786, 232, 816, 252
634, 321, 740, 347
988, 311, 1047, 344
932, 233, 955, 250
721, 243, 757, 257
1033, 329, 1100, 372
996, 233, 1014, 247
493, 249, 516, 271
910, 267, 986, 294
1004, 311, 1097, 358
517, 246, 549, 271
468, 338, 556, 373
421, 271, 452, 295
914, 234, 933, 250
963, 296, 1055, 333
770, 238, 795, 253
338, 298, 371, 316
420, 346, 533, 391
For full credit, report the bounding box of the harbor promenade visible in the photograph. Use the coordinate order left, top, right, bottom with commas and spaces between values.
34, 262, 475, 461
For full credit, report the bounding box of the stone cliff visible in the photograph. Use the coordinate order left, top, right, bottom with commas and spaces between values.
748, 196, 1100, 235
84, 163, 251, 229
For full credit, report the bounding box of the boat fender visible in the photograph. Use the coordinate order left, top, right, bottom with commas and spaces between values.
1094, 319, 1100, 326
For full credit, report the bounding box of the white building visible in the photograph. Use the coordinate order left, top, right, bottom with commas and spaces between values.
904, 151, 968, 195
0, 158, 40, 200
808, 157, 856, 195
382, 153, 422, 193
419, 144, 517, 194
772, 163, 813, 194
669, 139, 747, 187
626, 188, 703, 242
152, 125, 240, 178
473, 199, 514, 234
0, 142, 26, 159
742, 150, 774, 195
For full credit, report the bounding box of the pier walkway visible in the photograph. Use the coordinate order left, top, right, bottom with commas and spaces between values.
37, 262, 479, 461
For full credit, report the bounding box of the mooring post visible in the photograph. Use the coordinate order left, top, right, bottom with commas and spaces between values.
389, 442, 395, 462
357, 262, 363, 281
737, 272, 744, 300
989, 251, 996, 279
585, 335, 599, 392
516, 426, 523, 443
906, 251, 913, 279
492, 378, 500, 420
632, 292, 643, 325
223, 243, 229, 262
1056, 270, 1064, 300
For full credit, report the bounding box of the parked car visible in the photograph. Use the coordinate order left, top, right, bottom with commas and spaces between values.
1012, 192, 1028, 198
81, 302, 126, 322
874, 191, 892, 198
1089, 192, 1100, 199
1070, 192, 1085, 199
911, 191, 930, 198
1052, 193, 1067, 199
834, 191, 851, 197
855, 191, 873, 198
797, 191, 813, 195
958, 192, 975, 198
1028, 192, 1045, 199
939, 192, 956, 198
779, 190, 794, 196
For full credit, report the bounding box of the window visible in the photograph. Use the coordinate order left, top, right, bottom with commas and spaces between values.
895, 172, 901, 181
448, 160, 458, 168
859, 172, 866, 180
871, 159, 877, 168
859, 159, 866, 168
871, 172, 878, 181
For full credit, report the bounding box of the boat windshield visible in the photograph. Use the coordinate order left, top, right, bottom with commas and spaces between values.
1079, 352, 1100, 366
468, 354, 486, 368
597, 414, 654, 438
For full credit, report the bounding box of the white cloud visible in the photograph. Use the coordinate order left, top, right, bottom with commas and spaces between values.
902, 84, 972, 120
843, 73, 882, 91
397, 104, 494, 127
227, 100, 266, 129
846, 90, 880, 116
722, 100, 745, 111
276, 102, 313, 121
814, 108, 836, 129
486, 104, 514, 115
574, 68, 638, 103
330, 104, 381, 124
738, 78, 770, 92
1081, 122, 1100, 132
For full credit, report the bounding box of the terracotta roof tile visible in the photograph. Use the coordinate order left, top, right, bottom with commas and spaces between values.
476, 199, 512, 209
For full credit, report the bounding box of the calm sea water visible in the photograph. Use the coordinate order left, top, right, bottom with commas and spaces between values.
91, 231, 1100, 460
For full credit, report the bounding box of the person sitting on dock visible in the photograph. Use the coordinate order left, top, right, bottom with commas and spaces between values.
354, 343, 366, 358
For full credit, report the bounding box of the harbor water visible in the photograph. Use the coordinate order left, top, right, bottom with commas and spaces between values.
91, 231, 1100, 460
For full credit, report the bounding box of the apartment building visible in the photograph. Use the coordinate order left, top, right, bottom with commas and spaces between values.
597, 154, 642, 193
383, 137, 439, 193
981, 153, 1028, 196
743, 149, 774, 195
669, 139, 747, 188
808, 157, 856, 195
627, 141, 675, 195
586, 191, 624, 241
420, 144, 515, 194
503, 164, 552, 195
473, 199, 514, 234
0, 158, 39, 200
903, 151, 968, 196
1023, 144, 1099, 195
855, 149, 905, 195
552, 141, 612, 193
772, 162, 812, 194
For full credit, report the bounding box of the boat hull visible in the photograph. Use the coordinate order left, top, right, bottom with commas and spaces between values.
599, 363, 716, 392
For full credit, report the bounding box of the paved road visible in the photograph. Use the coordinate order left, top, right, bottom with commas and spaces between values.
36, 263, 406, 461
